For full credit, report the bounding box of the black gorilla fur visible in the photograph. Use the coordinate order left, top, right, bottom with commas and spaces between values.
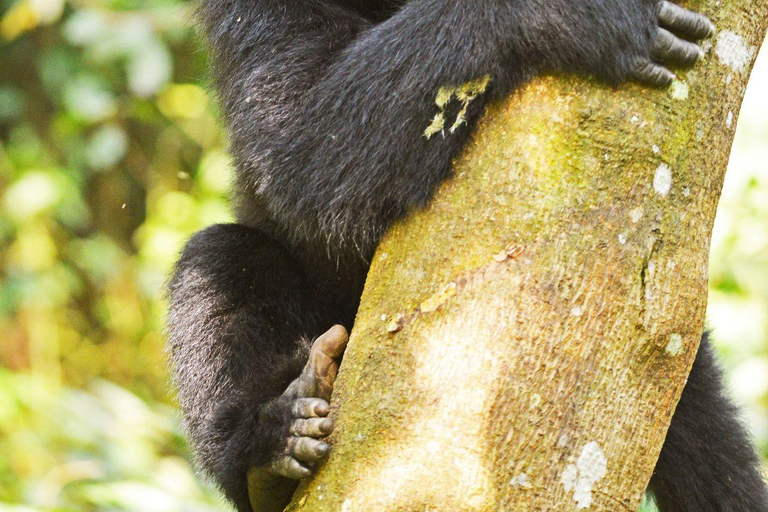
167, 1, 768, 510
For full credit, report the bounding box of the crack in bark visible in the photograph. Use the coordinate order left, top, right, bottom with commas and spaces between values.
639, 233, 664, 327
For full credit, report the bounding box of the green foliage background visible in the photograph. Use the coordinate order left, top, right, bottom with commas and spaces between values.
0, 1, 765, 510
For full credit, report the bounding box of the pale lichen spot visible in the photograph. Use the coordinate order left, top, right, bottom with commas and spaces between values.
726, 110, 734, 128
562, 442, 608, 509
666, 333, 684, 356
715, 31, 755, 73
618, 233, 627, 245
683, 187, 691, 197
654, 164, 673, 197
424, 76, 491, 139
510, 473, 532, 488
630, 208, 643, 223
571, 306, 584, 317
652, 144, 660, 154
630, 115, 640, 124
561, 464, 578, 492
669, 80, 689, 101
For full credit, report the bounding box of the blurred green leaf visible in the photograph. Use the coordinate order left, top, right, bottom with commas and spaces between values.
3, 170, 62, 220
85, 124, 129, 170
63, 76, 117, 123
62, 10, 110, 46
0, 86, 25, 122
127, 41, 172, 97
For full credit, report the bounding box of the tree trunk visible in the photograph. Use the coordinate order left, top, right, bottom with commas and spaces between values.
282, 3, 768, 511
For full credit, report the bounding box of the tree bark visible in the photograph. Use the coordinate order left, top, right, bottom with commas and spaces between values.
281, 2, 768, 511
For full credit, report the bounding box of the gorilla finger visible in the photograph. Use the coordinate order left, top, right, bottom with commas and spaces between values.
312, 325, 349, 360
304, 327, 347, 395
283, 370, 316, 399
652, 28, 703, 67
657, 1, 716, 40
292, 398, 330, 418
632, 59, 676, 87
287, 436, 331, 463
291, 417, 334, 438
270, 455, 312, 480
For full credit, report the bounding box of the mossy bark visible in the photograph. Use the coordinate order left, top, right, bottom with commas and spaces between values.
280, 3, 768, 511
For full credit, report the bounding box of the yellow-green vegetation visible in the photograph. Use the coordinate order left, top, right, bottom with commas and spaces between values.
0, 0, 765, 511
424, 75, 491, 139
1, 0, 233, 509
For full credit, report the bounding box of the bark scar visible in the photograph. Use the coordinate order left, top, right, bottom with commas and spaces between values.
385, 245, 524, 335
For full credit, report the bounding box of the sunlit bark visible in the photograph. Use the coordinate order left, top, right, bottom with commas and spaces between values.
280, 2, 768, 510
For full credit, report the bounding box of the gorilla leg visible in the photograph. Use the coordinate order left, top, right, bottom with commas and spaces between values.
650, 334, 768, 511
167, 224, 344, 511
